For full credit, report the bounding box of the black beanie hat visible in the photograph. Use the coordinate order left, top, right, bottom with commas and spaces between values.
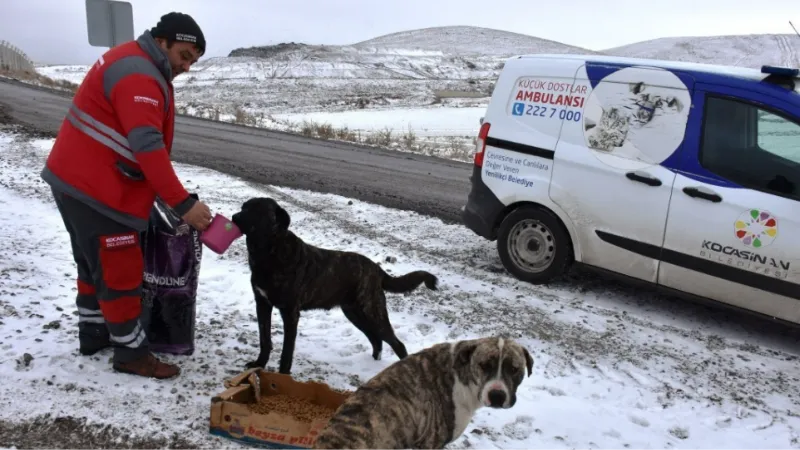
150, 12, 206, 55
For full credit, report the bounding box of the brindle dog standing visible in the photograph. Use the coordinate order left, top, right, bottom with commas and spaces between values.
231, 197, 438, 375
313, 336, 534, 449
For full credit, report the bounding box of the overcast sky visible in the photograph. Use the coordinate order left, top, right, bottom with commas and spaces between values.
3, 0, 799, 65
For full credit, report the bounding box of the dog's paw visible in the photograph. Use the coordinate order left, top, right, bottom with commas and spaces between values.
372, 350, 382, 361
244, 360, 266, 370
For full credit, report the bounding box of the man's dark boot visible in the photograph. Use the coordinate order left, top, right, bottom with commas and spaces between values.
113, 353, 180, 379
78, 330, 111, 356
79, 341, 111, 356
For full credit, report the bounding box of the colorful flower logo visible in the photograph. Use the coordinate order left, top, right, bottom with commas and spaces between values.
734, 209, 778, 248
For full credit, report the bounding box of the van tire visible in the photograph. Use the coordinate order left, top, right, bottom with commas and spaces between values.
496, 205, 572, 284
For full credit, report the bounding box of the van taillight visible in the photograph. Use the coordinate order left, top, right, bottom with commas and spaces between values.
474, 122, 490, 167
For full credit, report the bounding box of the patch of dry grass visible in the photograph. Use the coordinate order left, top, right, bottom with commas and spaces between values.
1, 68, 78, 93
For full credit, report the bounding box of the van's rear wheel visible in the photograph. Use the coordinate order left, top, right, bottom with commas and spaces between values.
497, 206, 571, 284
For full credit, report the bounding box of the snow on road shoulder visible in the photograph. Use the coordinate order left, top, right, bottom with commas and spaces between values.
1, 128, 800, 449
271, 106, 485, 137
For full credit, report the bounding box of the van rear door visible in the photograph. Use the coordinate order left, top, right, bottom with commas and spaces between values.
476, 57, 582, 207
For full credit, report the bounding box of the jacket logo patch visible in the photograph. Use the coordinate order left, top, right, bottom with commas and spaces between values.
101, 232, 139, 250
134, 96, 160, 107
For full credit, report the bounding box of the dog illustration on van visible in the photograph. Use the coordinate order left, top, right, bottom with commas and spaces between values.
585, 80, 686, 155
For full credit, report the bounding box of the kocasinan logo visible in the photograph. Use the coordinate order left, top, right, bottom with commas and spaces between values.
734, 209, 778, 248
699, 208, 789, 276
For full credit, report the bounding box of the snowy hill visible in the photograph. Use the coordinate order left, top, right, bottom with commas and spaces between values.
603, 34, 800, 68
351, 25, 596, 56
32, 28, 800, 162
169, 49, 498, 117
182, 26, 597, 115
37, 29, 800, 119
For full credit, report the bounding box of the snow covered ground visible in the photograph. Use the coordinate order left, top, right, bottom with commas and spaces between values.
31, 64, 88, 86
272, 105, 484, 138
3, 122, 800, 448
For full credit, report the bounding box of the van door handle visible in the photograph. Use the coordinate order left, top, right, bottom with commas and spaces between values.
682, 186, 722, 203
625, 171, 662, 187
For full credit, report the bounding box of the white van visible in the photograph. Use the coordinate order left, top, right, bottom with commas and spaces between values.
461, 54, 800, 324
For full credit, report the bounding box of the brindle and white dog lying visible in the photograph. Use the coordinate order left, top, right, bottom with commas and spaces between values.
313, 336, 534, 449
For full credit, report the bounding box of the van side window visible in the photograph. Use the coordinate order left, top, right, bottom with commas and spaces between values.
699, 95, 800, 201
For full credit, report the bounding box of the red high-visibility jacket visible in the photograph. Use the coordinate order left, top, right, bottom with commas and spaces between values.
41, 31, 195, 231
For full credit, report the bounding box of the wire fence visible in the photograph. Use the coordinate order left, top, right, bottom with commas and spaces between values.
0, 40, 35, 72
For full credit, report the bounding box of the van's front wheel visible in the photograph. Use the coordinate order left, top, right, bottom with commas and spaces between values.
497, 206, 571, 284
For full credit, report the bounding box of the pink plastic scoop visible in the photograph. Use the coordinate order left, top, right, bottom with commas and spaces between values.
199, 214, 243, 254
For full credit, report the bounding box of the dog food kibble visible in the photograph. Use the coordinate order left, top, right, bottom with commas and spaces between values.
248, 394, 338, 423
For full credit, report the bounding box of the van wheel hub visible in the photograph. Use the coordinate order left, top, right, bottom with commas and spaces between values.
507, 219, 554, 273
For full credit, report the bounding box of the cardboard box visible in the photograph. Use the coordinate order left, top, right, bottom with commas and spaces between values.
209, 368, 351, 449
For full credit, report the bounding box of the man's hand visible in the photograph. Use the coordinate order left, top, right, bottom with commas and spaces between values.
182, 200, 212, 231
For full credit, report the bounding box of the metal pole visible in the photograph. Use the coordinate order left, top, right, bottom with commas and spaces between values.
108, 4, 116, 47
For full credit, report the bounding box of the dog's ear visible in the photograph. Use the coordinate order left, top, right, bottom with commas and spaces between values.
455, 341, 478, 367
275, 204, 290, 230
523, 348, 534, 377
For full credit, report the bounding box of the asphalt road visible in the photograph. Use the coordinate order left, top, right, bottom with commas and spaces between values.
0, 78, 474, 223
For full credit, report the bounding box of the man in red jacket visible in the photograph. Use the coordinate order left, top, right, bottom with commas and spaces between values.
41, 12, 212, 379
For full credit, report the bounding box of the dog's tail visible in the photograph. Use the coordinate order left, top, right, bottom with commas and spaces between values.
382, 270, 438, 293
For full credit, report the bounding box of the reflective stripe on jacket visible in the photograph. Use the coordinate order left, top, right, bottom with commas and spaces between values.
41, 31, 195, 231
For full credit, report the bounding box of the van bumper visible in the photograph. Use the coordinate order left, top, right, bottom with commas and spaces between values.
461, 165, 505, 241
